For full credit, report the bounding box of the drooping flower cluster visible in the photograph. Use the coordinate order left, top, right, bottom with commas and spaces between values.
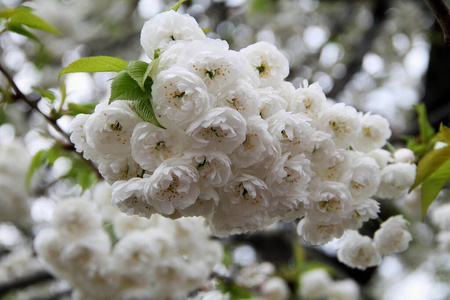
34, 183, 223, 300
69, 10, 416, 247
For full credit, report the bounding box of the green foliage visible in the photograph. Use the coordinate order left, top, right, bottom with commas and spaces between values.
58, 56, 128, 79
26, 144, 98, 191
109, 70, 153, 103
32, 86, 56, 102
404, 103, 437, 158
169, 0, 191, 11
126, 60, 150, 91
411, 123, 450, 219
103, 222, 119, 247
5, 22, 40, 43
0, 6, 61, 35
67, 102, 97, 116
133, 99, 164, 129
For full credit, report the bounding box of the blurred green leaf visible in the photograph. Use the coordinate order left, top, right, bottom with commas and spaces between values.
6, 23, 40, 43
103, 222, 119, 247
26, 149, 48, 188
109, 71, 153, 103
67, 102, 97, 116
133, 99, 164, 128
421, 158, 450, 219
169, 0, 190, 11
414, 103, 435, 143
202, 28, 213, 33
411, 144, 450, 191
435, 123, 450, 144
126, 60, 150, 91
32, 86, 56, 102
59, 56, 128, 79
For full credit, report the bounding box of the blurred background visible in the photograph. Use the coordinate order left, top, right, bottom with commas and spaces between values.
0, 0, 449, 299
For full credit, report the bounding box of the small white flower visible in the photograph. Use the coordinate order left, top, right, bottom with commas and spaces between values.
328, 279, 360, 300
313, 150, 353, 184
258, 87, 289, 119
69, 113, 98, 161
178, 186, 219, 217
308, 131, 337, 169
344, 198, 380, 230
140, 10, 206, 58
297, 217, 346, 245
152, 66, 213, 129
436, 231, 450, 251
217, 79, 261, 117
290, 80, 326, 118
393, 148, 415, 163
366, 149, 393, 169
299, 269, 332, 300
374, 215, 412, 256
131, 122, 186, 172
111, 178, 156, 219
317, 103, 361, 148
337, 230, 381, 270
348, 156, 381, 201
187, 150, 232, 187
186, 107, 247, 154
261, 277, 290, 300
240, 41, 289, 87
353, 113, 391, 152
431, 203, 450, 231
98, 156, 142, 184
145, 157, 200, 215
376, 162, 416, 199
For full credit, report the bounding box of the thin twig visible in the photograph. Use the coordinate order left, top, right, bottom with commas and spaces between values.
327, 0, 389, 99
425, 0, 450, 45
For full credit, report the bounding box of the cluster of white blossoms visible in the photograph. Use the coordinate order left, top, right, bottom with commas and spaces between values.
69, 10, 417, 261
299, 268, 360, 300
34, 183, 223, 300
431, 202, 450, 251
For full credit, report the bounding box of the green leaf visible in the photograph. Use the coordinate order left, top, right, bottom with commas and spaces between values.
169, 0, 190, 11
6, 23, 40, 43
67, 102, 97, 116
126, 60, 150, 91
0, 6, 33, 19
403, 135, 430, 158
7, 11, 61, 35
411, 145, 450, 191
32, 86, 56, 102
109, 71, 153, 103
59, 56, 128, 79
26, 149, 48, 188
421, 158, 450, 219
103, 222, 119, 247
133, 99, 164, 128
414, 103, 435, 143
63, 159, 98, 191
202, 28, 213, 33
436, 123, 450, 144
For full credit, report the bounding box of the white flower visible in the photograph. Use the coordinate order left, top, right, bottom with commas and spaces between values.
299, 269, 332, 300
337, 230, 381, 270
328, 279, 360, 300
112, 213, 156, 238
436, 231, 450, 251
374, 215, 412, 256
231, 116, 280, 169
152, 66, 213, 129
140, 10, 205, 59
366, 149, 393, 169
144, 157, 200, 215
353, 113, 391, 152
376, 162, 416, 199
393, 148, 415, 163
187, 150, 232, 187
297, 217, 345, 245
261, 277, 290, 300
344, 198, 380, 230
317, 103, 361, 148
131, 122, 186, 172
308, 131, 337, 169
98, 156, 142, 184
84, 101, 141, 159
267, 111, 314, 155
178, 186, 219, 217
431, 203, 450, 231
240, 41, 289, 87
186, 107, 247, 154
111, 178, 156, 219
290, 80, 326, 118
313, 150, 353, 185
348, 156, 381, 201
69, 113, 98, 161
258, 87, 289, 119
217, 79, 261, 117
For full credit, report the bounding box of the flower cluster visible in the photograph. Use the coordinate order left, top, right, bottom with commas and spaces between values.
34, 183, 223, 300
69, 10, 416, 247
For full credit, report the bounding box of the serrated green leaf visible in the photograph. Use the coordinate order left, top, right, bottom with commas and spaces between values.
59, 56, 128, 79
436, 123, 450, 144
67, 102, 97, 116
8, 11, 61, 35
6, 23, 40, 43
32, 86, 56, 102
414, 103, 435, 143
169, 0, 190, 11
421, 158, 450, 219
109, 71, 153, 103
26, 149, 48, 188
126, 60, 149, 91
133, 99, 164, 128
411, 145, 450, 191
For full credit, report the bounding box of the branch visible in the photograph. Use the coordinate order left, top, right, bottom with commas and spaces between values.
0, 63, 102, 179
425, 0, 450, 45
0, 271, 54, 297
327, 0, 389, 99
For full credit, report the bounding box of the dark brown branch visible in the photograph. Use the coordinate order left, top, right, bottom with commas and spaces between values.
0, 63, 102, 179
425, 0, 450, 45
0, 271, 54, 297
327, 0, 390, 99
